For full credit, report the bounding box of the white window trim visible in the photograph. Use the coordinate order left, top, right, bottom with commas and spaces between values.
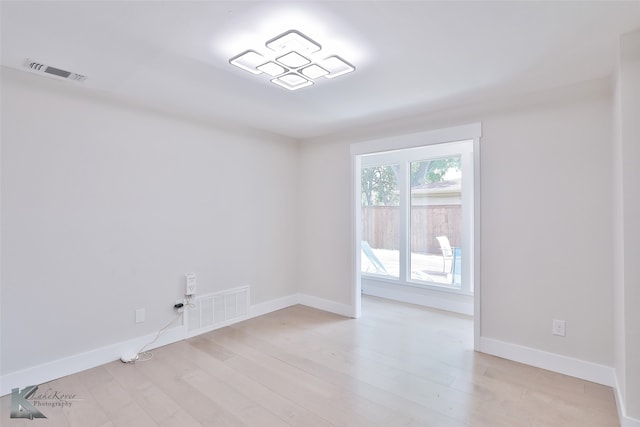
350, 123, 481, 350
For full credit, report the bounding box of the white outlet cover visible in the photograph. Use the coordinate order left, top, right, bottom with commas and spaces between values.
135, 308, 145, 323
552, 319, 566, 336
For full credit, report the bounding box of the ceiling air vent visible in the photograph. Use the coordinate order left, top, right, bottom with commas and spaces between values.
24, 59, 87, 82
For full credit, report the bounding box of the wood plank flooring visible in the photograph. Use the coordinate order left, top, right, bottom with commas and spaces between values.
1, 296, 620, 426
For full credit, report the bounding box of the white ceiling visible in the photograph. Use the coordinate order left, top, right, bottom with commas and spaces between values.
2, 1, 639, 140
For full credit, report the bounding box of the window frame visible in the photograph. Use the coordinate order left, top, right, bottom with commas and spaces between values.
360, 140, 474, 293
350, 122, 481, 340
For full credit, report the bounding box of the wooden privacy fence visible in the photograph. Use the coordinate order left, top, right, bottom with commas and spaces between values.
361, 205, 461, 254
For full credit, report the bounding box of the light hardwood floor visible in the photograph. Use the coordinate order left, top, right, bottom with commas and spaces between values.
1, 296, 620, 426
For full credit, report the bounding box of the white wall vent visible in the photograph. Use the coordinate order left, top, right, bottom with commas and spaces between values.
187, 286, 249, 337
24, 59, 87, 82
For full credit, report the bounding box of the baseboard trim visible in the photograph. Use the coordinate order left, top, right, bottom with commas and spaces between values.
0, 292, 342, 397
479, 337, 614, 387
297, 293, 355, 318
5, 290, 628, 427
0, 321, 186, 397
248, 294, 299, 318
614, 372, 640, 427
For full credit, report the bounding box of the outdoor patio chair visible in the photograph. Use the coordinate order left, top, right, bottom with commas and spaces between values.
436, 235, 454, 274
361, 241, 387, 274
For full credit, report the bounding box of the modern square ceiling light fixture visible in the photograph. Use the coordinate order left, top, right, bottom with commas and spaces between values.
229, 30, 355, 91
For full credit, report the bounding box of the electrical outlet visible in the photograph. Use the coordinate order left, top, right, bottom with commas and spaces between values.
185, 273, 196, 296
552, 319, 566, 337
135, 308, 145, 323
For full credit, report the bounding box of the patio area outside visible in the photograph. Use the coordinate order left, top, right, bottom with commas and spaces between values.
361, 247, 461, 289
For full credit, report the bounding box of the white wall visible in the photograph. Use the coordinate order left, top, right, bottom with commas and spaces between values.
299, 79, 614, 366
479, 92, 613, 366
616, 29, 640, 422
612, 46, 626, 413
0, 68, 299, 376
298, 140, 353, 304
